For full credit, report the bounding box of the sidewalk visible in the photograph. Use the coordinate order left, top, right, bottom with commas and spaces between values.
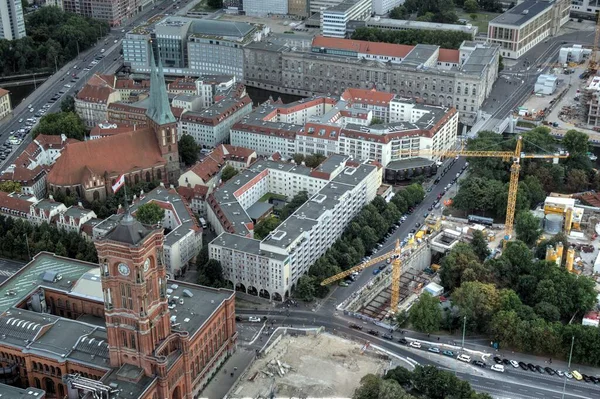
199, 347, 256, 399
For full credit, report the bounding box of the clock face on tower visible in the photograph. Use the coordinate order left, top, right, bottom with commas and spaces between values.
118, 263, 130, 276
143, 258, 150, 272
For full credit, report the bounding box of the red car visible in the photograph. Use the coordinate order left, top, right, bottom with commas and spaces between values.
439, 296, 448, 302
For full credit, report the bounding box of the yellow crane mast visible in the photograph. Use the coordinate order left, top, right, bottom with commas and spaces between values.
589, 12, 600, 73
321, 137, 569, 314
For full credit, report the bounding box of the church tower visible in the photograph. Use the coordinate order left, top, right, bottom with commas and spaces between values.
96, 210, 171, 375
146, 46, 180, 183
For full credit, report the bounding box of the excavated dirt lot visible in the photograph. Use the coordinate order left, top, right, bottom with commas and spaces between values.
230, 333, 387, 398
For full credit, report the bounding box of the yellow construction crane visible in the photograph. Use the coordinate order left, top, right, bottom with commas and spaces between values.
589, 12, 600, 72
321, 239, 417, 313
396, 136, 568, 241
320, 137, 568, 314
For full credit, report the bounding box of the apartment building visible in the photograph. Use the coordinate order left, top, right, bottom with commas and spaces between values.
309, 0, 345, 14
243, 0, 288, 16
62, 0, 150, 26
0, 88, 11, 119
230, 87, 459, 176
487, 0, 570, 59
571, 0, 600, 18
208, 156, 380, 301
347, 17, 479, 39
321, 0, 372, 38
123, 16, 268, 79
372, 0, 404, 14
75, 74, 121, 127
0, 0, 26, 40
244, 36, 499, 124
178, 94, 253, 147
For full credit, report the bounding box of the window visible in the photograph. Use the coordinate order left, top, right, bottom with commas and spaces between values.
122, 331, 128, 348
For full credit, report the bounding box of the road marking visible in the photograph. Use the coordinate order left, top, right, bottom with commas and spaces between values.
0, 270, 14, 277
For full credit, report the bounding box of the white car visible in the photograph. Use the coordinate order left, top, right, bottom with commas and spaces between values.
565, 372, 573, 379
457, 354, 471, 363
248, 316, 261, 323
409, 341, 421, 349
64, 84, 72, 88
510, 360, 519, 368
18, 118, 23, 123
491, 364, 505, 373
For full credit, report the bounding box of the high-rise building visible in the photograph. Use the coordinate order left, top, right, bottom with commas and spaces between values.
0, 0, 26, 40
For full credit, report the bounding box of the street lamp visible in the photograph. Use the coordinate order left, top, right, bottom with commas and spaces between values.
24, 234, 31, 261
461, 315, 467, 351
561, 336, 575, 399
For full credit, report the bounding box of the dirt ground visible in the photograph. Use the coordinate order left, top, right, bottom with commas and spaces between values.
230, 333, 387, 398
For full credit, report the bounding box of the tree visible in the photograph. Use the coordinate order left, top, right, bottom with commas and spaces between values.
292, 153, 305, 165
304, 154, 327, 168
203, 259, 224, 284
566, 169, 589, 193
452, 176, 504, 216
60, 95, 75, 113
196, 245, 209, 270
279, 191, 309, 219
134, 202, 165, 225
389, 5, 409, 19
452, 281, 500, 332
0, 181, 21, 193
178, 134, 199, 167
221, 165, 238, 182
439, 243, 480, 291
562, 130, 589, 155
254, 216, 281, 240
409, 292, 442, 333
353, 374, 382, 399
352, 27, 471, 50
370, 117, 384, 126
514, 211, 542, 246
463, 0, 478, 12
295, 275, 316, 301
32, 112, 86, 141
470, 230, 490, 262
206, 0, 223, 8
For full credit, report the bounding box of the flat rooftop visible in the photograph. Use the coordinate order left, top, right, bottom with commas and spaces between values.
0, 384, 45, 398
386, 157, 436, 171
363, 17, 478, 35
490, 0, 553, 27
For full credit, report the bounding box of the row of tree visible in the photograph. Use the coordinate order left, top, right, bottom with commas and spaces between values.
0, 7, 108, 76
354, 365, 491, 399
352, 27, 473, 50
295, 184, 425, 301
409, 230, 600, 366
452, 128, 599, 219
195, 245, 227, 288
0, 216, 97, 263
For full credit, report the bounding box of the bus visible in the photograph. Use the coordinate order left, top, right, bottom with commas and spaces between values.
468, 215, 494, 227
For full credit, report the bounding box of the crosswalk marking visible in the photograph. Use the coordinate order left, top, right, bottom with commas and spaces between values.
0, 270, 15, 277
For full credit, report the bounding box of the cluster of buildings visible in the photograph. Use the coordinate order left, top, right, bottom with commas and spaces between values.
0, 205, 235, 398
208, 155, 381, 301
230, 87, 458, 181
224, 0, 403, 18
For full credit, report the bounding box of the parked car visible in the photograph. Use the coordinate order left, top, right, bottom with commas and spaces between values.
518, 362, 528, 370
472, 360, 486, 368
367, 330, 379, 337
457, 354, 471, 362
544, 367, 556, 375
349, 323, 363, 330
510, 360, 519, 368
491, 364, 505, 373
382, 334, 393, 340
248, 316, 261, 323
428, 347, 440, 353
398, 338, 408, 345
409, 341, 421, 349
442, 350, 454, 357
527, 363, 536, 372
535, 365, 545, 373
493, 356, 503, 364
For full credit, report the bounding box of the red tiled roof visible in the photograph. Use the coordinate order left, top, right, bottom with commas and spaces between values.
0, 88, 8, 97
341, 88, 394, 106
217, 144, 256, 162
115, 79, 150, 90
438, 49, 460, 63
47, 128, 165, 186
89, 124, 136, 138
0, 191, 31, 215
312, 36, 413, 58
76, 85, 115, 104
232, 122, 298, 139
186, 155, 223, 183
87, 74, 115, 88
177, 184, 209, 202
271, 152, 282, 161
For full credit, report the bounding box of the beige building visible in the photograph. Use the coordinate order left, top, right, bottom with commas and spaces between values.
288, 0, 308, 17
244, 36, 499, 124
0, 88, 11, 120
487, 0, 570, 59
74, 75, 121, 127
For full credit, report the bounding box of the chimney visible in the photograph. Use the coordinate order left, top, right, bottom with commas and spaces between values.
77, 201, 83, 208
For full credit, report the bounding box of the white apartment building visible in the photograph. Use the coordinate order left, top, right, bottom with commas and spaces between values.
372, 0, 404, 15
243, 0, 288, 16
128, 185, 203, 278
56, 206, 97, 233
309, 0, 344, 14
230, 88, 459, 166
209, 156, 380, 301
488, 0, 570, 59
321, 0, 372, 38
0, 0, 26, 40
178, 95, 253, 147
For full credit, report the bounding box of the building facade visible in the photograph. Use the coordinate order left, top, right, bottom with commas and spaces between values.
0, 0, 25, 40
288, 0, 309, 17
321, 0, 372, 38
62, 0, 152, 26
208, 156, 380, 301
244, 36, 499, 124
571, 0, 600, 18
242, 0, 288, 16
487, 0, 570, 59
372, 0, 404, 15
0, 88, 11, 119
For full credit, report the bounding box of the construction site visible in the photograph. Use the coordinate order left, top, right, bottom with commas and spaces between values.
229, 332, 389, 399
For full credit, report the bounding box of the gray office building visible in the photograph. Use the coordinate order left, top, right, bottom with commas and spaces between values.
0, 0, 26, 40
123, 16, 267, 80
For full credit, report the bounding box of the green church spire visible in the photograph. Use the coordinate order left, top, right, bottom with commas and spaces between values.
146, 45, 176, 126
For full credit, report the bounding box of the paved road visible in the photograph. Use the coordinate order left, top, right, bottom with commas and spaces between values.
236, 310, 600, 399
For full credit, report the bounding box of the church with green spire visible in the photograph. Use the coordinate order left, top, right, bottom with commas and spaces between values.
47, 48, 181, 202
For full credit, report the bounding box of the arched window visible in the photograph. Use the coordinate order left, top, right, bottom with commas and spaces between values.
168, 145, 172, 153
134, 174, 140, 184
34, 378, 40, 389
65, 188, 71, 197
45, 378, 55, 394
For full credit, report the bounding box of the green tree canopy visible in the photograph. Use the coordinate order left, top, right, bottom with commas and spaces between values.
352, 27, 471, 49
32, 111, 86, 140
562, 129, 590, 155
463, 0, 478, 12
470, 230, 491, 262
439, 243, 481, 291
60, 95, 75, 113
304, 154, 327, 168
197, 259, 225, 288
254, 216, 280, 240
178, 134, 199, 167
452, 281, 500, 332
134, 202, 165, 225
514, 211, 542, 246
0, 181, 21, 193
221, 165, 238, 182
409, 292, 442, 333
